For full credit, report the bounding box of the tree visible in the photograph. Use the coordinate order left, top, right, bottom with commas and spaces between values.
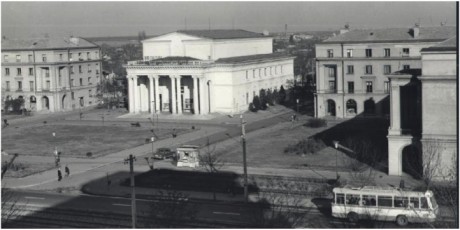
198, 139, 225, 200
3, 98, 24, 114
278, 86, 286, 105
266, 89, 274, 106
259, 89, 268, 110
149, 190, 197, 228
252, 95, 261, 111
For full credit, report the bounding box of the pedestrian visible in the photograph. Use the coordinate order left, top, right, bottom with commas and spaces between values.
65, 165, 70, 177
293, 114, 297, 122
3, 119, 8, 128
57, 168, 62, 181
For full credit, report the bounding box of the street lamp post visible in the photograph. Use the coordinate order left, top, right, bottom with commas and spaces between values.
150, 137, 155, 170
53, 132, 60, 167
296, 98, 300, 114
333, 141, 339, 180
240, 114, 248, 202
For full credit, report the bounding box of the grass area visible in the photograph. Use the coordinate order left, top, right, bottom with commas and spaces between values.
1, 124, 191, 158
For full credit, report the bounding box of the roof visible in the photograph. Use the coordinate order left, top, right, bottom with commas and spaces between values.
421, 36, 458, 52
153, 56, 200, 62
215, 52, 293, 64
2, 37, 99, 51
176, 29, 269, 39
322, 26, 456, 44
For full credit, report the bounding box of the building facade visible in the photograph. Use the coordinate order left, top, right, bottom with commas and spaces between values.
387, 36, 457, 180
125, 30, 294, 115
314, 25, 456, 118
1, 37, 102, 113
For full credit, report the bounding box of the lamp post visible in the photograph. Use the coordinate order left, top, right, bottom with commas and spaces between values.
296, 98, 299, 114
240, 114, 248, 202
52, 132, 60, 167
333, 140, 339, 180
150, 137, 155, 170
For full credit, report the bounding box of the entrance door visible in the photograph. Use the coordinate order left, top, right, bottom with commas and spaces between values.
327, 99, 336, 116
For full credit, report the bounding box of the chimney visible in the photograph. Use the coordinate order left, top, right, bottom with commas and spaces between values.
340, 23, 350, 34
412, 23, 420, 38
70, 37, 80, 45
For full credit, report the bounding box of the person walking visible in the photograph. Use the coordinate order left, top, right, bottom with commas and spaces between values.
57, 168, 62, 181
65, 165, 70, 177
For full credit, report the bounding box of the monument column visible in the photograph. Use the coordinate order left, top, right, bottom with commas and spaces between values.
170, 76, 177, 114
154, 76, 160, 112
176, 75, 182, 114
128, 76, 134, 113
192, 76, 199, 115
148, 75, 154, 113
133, 76, 140, 113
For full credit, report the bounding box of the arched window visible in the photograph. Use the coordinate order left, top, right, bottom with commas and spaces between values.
346, 99, 357, 115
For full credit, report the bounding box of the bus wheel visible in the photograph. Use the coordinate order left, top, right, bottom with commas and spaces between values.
396, 215, 408, 226
347, 212, 359, 223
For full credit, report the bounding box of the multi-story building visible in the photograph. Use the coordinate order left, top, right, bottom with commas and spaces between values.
1, 37, 102, 113
314, 25, 456, 118
125, 29, 294, 115
387, 36, 457, 180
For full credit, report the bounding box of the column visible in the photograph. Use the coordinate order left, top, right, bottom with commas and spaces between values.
148, 75, 154, 113
154, 76, 160, 112
192, 76, 199, 115
388, 83, 401, 135
170, 76, 177, 114
199, 77, 208, 115
133, 76, 140, 113
176, 75, 182, 114
128, 76, 134, 113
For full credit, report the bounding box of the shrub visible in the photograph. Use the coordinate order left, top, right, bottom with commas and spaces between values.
86, 152, 93, 158
252, 96, 261, 111
248, 103, 257, 112
304, 118, 327, 128
284, 138, 326, 155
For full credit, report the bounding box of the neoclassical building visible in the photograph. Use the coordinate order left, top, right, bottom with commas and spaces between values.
387, 36, 457, 180
124, 30, 294, 115
1, 37, 102, 112
314, 25, 456, 118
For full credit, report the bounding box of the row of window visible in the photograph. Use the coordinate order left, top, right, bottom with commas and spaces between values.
5, 77, 95, 91
328, 81, 390, 94
346, 64, 410, 75
245, 65, 284, 80
335, 193, 429, 209
327, 48, 410, 58
3, 51, 99, 63
4, 65, 100, 77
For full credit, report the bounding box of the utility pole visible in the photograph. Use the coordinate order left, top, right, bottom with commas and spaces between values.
124, 154, 137, 228
240, 115, 248, 202
1, 153, 18, 179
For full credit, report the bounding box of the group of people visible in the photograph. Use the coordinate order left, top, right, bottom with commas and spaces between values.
57, 165, 70, 181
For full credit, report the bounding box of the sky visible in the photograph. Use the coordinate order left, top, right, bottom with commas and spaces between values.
1, 1, 457, 38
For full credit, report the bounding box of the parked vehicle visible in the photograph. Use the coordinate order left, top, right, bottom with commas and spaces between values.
153, 148, 174, 160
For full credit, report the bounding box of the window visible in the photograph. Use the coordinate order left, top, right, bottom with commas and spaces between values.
384, 81, 390, 93
264, 68, 267, 76
421, 197, 429, 209
42, 54, 47, 62
365, 65, 373, 74
88, 64, 91, 73
87, 52, 91, 60
79, 65, 82, 73
29, 81, 34, 91
384, 65, 392, 74
16, 55, 21, 62
246, 93, 249, 104
78, 52, 82, 58
346, 49, 353, 57
378, 196, 393, 207
402, 48, 410, 56
336, 193, 345, 204
403, 65, 410, 70
69, 53, 73, 60
410, 197, 420, 209
245, 70, 248, 80
281, 65, 283, 73
17, 68, 22, 76
29, 68, 33, 76
6, 81, 10, 91
259, 69, 261, 78
59, 75, 62, 86
88, 77, 91, 85
366, 81, 373, 93
394, 196, 409, 208
365, 49, 372, 57
95, 51, 99, 59
28, 55, 33, 62
362, 195, 376, 206
59, 54, 63, 61
328, 81, 336, 91
80, 78, 83, 86
71, 92, 75, 99
384, 48, 391, 57
70, 66, 74, 74
270, 67, 272, 75
346, 194, 360, 205
348, 82, 354, 93
17, 81, 22, 91
327, 67, 336, 78
46, 81, 50, 90
5, 68, 10, 76
347, 65, 354, 74
327, 49, 334, 58
253, 70, 255, 78
4, 55, 8, 62
71, 79, 74, 87
45, 69, 50, 77
89, 89, 92, 97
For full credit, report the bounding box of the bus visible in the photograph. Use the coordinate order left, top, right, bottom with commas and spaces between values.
331, 186, 438, 226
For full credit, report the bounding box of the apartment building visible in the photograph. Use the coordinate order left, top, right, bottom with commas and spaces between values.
2, 37, 102, 113
314, 25, 456, 118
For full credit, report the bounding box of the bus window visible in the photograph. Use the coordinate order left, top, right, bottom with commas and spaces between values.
336, 193, 345, 204
362, 195, 376, 206
346, 194, 360, 205
378, 196, 393, 207
394, 196, 408, 208
410, 197, 420, 209
421, 197, 429, 209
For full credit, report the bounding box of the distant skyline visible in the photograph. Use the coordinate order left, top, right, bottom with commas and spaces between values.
1, 1, 457, 38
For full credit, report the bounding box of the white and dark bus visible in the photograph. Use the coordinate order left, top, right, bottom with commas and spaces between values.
331, 186, 438, 226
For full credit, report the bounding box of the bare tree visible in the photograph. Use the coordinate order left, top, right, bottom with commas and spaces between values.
341, 138, 379, 187
148, 189, 196, 228
198, 138, 225, 200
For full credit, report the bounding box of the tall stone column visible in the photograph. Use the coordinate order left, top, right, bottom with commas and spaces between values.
154, 76, 160, 112
133, 76, 139, 113
128, 76, 134, 113
170, 76, 177, 114
199, 77, 208, 115
388, 76, 411, 135
148, 75, 154, 113
176, 75, 182, 114
192, 76, 199, 115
